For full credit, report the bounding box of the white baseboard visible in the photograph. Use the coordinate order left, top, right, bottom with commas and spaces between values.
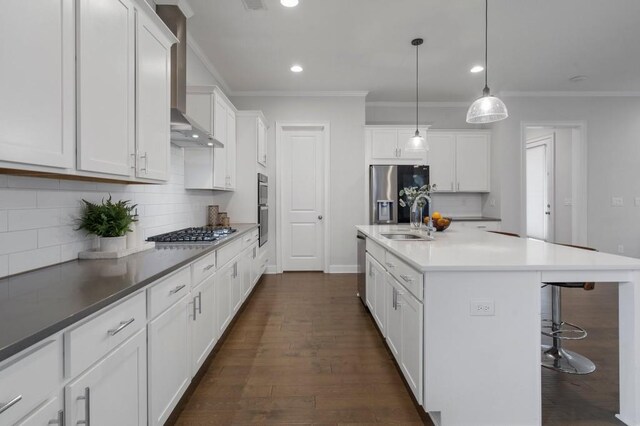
328, 265, 358, 273
265, 265, 278, 274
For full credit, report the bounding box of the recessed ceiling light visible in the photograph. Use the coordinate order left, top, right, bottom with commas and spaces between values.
280, 0, 298, 7
207, 142, 214, 146
569, 75, 588, 83
192, 134, 199, 139
470, 65, 484, 73
290, 65, 303, 73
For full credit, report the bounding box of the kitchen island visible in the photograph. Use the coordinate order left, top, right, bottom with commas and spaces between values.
356, 224, 640, 426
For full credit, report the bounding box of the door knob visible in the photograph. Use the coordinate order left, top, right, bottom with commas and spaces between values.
318, 215, 323, 220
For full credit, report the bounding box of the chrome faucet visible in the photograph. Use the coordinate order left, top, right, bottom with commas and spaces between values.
412, 193, 435, 237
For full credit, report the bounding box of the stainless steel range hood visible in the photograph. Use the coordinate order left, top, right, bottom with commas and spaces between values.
156, 4, 222, 148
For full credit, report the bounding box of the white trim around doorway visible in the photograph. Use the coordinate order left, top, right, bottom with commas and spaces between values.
275, 121, 331, 274
520, 121, 588, 246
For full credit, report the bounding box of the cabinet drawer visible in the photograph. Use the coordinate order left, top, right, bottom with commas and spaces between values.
217, 239, 242, 268
385, 252, 423, 301
0, 340, 61, 426
148, 266, 191, 319
191, 252, 216, 286
65, 292, 146, 378
15, 395, 62, 426
240, 230, 259, 250
366, 238, 386, 266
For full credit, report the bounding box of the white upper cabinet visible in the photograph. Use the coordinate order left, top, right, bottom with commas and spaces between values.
77, 0, 136, 177
456, 133, 490, 192
77, 0, 175, 181
367, 127, 429, 163
428, 133, 456, 192
185, 86, 237, 191
135, 7, 174, 181
370, 129, 398, 160
427, 131, 491, 193
226, 108, 237, 190
257, 117, 267, 167
0, 0, 75, 170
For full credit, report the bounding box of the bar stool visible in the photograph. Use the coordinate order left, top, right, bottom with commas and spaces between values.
541, 243, 597, 375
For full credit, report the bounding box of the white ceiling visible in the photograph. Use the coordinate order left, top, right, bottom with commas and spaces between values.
186, 0, 640, 102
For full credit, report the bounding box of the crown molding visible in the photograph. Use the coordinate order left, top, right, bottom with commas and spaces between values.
230, 90, 369, 98
186, 31, 232, 94
366, 101, 470, 108
499, 90, 640, 98
154, 0, 194, 18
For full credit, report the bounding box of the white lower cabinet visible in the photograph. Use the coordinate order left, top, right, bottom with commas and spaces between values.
215, 261, 234, 336
398, 288, 423, 402
365, 237, 424, 405
148, 296, 190, 426
3, 229, 266, 426
366, 253, 387, 336
191, 274, 217, 375
66, 329, 147, 426
385, 275, 402, 359
15, 395, 63, 426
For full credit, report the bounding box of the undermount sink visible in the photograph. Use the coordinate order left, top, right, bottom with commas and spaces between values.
381, 233, 433, 241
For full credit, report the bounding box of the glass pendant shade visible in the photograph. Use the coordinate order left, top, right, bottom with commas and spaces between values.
410, 130, 427, 150
466, 93, 508, 124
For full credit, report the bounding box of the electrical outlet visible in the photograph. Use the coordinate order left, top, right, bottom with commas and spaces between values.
618, 245, 625, 254
470, 300, 495, 316
564, 198, 572, 206
612, 197, 624, 207
489, 198, 496, 207
635, 197, 640, 207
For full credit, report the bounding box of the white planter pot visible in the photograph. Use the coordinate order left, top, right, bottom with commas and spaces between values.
99, 236, 127, 252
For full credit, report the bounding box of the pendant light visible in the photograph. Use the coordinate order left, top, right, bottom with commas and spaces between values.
409, 38, 427, 150
466, 0, 508, 124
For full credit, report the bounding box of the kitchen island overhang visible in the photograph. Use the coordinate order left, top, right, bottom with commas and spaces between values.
356, 224, 640, 426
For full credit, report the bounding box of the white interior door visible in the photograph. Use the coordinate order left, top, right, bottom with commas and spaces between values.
526, 135, 555, 241
281, 129, 325, 271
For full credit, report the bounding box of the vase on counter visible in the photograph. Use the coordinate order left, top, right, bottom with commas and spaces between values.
100, 236, 127, 252
410, 203, 423, 229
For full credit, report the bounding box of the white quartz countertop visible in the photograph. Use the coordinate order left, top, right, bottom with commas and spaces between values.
356, 225, 640, 272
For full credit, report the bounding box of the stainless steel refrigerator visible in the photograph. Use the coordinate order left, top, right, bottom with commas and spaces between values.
369, 165, 430, 224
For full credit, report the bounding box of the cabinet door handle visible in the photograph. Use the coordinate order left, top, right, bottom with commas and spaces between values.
192, 297, 198, 320
130, 153, 136, 170
392, 288, 397, 310
450, 182, 454, 191
77, 387, 90, 426
0, 395, 22, 415
107, 318, 135, 336
169, 284, 186, 295
457, 182, 460, 191
253, 247, 257, 259
197, 291, 202, 314
203, 264, 215, 271
139, 152, 148, 174
385, 262, 396, 269
49, 409, 64, 425
400, 274, 414, 283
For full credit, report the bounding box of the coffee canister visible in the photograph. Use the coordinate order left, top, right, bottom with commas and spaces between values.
208, 205, 219, 227
218, 212, 228, 226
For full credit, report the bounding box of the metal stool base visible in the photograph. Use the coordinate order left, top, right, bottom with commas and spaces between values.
541, 344, 596, 375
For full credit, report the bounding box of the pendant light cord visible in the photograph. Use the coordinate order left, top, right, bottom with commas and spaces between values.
484, 0, 489, 92
415, 41, 419, 133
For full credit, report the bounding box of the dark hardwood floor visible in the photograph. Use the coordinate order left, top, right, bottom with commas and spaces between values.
172, 272, 622, 425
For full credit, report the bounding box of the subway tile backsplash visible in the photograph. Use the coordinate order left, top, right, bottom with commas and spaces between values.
0, 146, 225, 278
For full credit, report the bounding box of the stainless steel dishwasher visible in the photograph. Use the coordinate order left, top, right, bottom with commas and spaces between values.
356, 231, 367, 307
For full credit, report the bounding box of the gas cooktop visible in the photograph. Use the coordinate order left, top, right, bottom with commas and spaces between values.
147, 227, 237, 244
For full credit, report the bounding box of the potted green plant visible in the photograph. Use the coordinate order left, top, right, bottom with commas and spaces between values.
77, 196, 138, 252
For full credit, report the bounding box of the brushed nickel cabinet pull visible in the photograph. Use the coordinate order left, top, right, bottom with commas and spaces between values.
169, 284, 186, 295
0, 395, 22, 415
107, 318, 135, 336
77, 387, 90, 425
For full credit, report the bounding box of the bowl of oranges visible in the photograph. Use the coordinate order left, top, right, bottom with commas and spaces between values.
424, 212, 452, 232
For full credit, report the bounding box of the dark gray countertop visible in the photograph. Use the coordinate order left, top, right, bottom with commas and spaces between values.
0, 224, 259, 363
450, 217, 501, 222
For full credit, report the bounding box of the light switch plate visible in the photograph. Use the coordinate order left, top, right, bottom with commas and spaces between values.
635, 197, 640, 207
612, 197, 624, 207
470, 300, 495, 316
